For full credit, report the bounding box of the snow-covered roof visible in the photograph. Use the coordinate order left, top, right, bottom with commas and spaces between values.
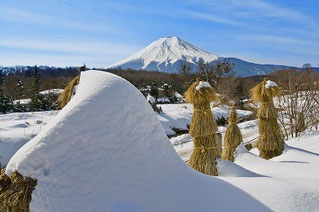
5, 70, 266, 211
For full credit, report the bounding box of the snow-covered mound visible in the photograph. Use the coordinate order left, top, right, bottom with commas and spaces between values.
5, 71, 267, 211
108, 36, 218, 73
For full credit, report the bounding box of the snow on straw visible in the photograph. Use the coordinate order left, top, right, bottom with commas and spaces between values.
196, 81, 211, 90
265, 80, 277, 89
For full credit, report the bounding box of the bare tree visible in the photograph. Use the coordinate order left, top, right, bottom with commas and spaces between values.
197, 59, 235, 88
271, 66, 319, 138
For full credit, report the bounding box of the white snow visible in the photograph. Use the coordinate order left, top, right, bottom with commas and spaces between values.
0, 111, 58, 166
13, 98, 31, 105
170, 134, 192, 145
39, 89, 64, 96
265, 80, 277, 89
108, 36, 218, 72
195, 81, 211, 90
220, 136, 319, 211
4, 71, 266, 211
216, 159, 261, 177
174, 92, 183, 98
146, 94, 155, 103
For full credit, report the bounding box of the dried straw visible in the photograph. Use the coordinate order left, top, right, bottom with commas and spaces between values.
56, 75, 80, 109
185, 79, 219, 176
250, 78, 284, 159
222, 106, 243, 162
0, 168, 37, 212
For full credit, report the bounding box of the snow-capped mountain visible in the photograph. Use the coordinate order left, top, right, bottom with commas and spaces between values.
108, 36, 292, 77
109, 36, 218, 73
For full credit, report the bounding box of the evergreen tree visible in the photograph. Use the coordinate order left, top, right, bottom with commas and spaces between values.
0, 70, 12, 113
162, 82, 177, 103
79, 63, 86, 72
149, 83, 159, 99
16, 79, 24, 99
30, 66, 43, 111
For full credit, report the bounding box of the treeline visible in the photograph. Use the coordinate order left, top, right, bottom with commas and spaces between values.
3, 62, 317, 114
1, 66, 79, 77
0, 63, 263, 113
0, 66, 78, 113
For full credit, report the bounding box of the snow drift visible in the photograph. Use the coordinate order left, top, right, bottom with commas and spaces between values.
5, 70, 268, 211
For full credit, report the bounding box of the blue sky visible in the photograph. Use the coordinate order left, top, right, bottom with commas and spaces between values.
1, 0, 319, 67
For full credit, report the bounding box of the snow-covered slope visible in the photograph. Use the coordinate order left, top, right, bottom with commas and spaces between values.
108, 36, 292, 76
5, 71, 267, 211
108, 36, 218, 73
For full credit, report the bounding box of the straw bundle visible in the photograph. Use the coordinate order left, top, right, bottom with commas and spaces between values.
56, 75, 80, 109
250, 78, 284, 159
222, 106, 243, 161
185, 79, 219, 176
0, 169, 37, 211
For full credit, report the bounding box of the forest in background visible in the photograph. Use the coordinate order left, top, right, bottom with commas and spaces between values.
0, 63, 318, 115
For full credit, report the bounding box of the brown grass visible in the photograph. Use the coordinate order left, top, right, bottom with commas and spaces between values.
56, 75, 80, 109
250, 78, 284, 159
185, 79, 219, 176
0, 168, 37, 212
222, 106, 243, 161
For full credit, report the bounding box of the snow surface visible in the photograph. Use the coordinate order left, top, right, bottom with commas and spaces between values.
170, 134, 192, 145
5, 71, 268, 211
172, 125, 319, 211
0, 111, 58, 166
195, 81, 211, 90
265, 80, 277, 89
146, 94, 155, 103
221, 138, 319, 212
13, 98, 31, 105
39, 89, 64, 95
108, 36, 218, 73
174, 92, 183, 99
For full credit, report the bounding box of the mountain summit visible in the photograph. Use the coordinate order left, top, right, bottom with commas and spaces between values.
108, 36, 291, 76
108, 36, 218, 73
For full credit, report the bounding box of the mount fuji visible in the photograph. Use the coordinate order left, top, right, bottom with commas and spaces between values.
108, 36, 291, 77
